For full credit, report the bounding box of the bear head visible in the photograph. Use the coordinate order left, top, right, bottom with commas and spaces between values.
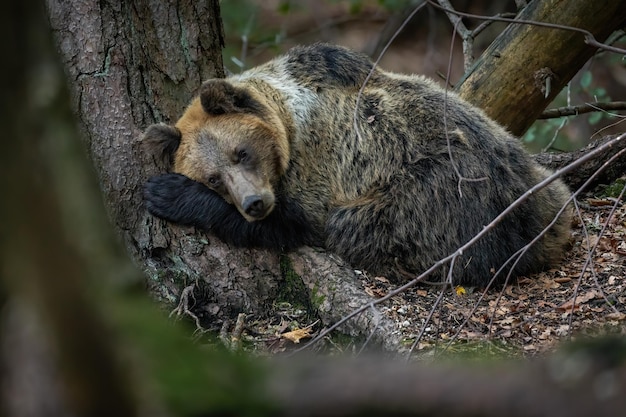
143, 79, 291, 222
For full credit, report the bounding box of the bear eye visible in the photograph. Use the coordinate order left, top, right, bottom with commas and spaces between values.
207, 175, 221, 188
235, 148, 250, 164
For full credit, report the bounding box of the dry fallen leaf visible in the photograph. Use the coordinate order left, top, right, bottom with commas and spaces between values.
364, 285, 386, 298
416, 289, 428, 297
587, 198, 613, 207
557, 290, 598, 311
281, 328, 313, 344
606, 312, 626, 321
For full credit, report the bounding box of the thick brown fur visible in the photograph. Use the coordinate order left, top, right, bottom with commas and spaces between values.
143, 43, 572, 287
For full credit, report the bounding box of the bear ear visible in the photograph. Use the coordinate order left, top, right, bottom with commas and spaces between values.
142, 123, 181, 167
199, 79, 264, 116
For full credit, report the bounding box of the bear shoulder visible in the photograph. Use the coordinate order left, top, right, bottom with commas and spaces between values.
272, 43, 375, 89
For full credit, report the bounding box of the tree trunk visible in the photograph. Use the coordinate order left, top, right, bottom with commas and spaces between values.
534, 134, 626, 191
46, 1, 257, 310
456, 0, 626, 136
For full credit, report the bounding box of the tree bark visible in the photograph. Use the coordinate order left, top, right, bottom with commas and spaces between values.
46, 1, 253, 309
456, 0, 626, 137
534, 134, 626, 191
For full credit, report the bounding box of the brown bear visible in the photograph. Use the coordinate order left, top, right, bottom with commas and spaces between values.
143, 43, 571, 287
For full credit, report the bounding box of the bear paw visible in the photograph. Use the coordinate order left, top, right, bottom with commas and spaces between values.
143, 173, 211, 226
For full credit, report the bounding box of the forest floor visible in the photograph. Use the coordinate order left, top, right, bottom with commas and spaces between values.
230, 182, 626, 360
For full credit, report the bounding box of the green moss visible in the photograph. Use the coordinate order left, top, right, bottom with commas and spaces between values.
278, 255, 315, 316
600, 178, 626, 198
112, 294, 277, 416
309, 284, 327, 310
145, 254, 198, 305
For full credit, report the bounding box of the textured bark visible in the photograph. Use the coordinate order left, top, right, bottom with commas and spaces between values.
534, 134, 626, 191
456, 0, 626, 137
291, 248, 401, 351
45, 0, 265, 312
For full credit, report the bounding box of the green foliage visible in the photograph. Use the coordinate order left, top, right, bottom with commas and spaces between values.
221, 0, 258, 37
326, 0, 417, 13
580, 71, 612, 126
309, 283, 327, 311
277, 1, 291, 14
579, 70, 593, 89
220, 0, 410, 72
435, 339, 523, 361
523, 115, 568, 153
376, 0, 417, 12
523, 69, 616, 152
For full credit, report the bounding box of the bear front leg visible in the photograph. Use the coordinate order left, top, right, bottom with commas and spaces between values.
144, 174, 318, 250
144, 173, 235, 230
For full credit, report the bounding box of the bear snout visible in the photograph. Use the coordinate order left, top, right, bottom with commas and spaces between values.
242, 194, 274, 220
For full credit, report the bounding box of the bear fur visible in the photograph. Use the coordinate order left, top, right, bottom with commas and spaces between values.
143, 43, 571, 287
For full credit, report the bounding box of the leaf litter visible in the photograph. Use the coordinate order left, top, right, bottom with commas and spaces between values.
360, 190, 626, 359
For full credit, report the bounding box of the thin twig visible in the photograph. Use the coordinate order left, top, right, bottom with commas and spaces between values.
352, 2, 428, 144
567, 181, 626, 334
540, 101, 626, 119
230, 313, 247, 351
437, 0, 473, 70
406, 257, 457, 359
471, 12, 517, 38
443, 18, 489, 198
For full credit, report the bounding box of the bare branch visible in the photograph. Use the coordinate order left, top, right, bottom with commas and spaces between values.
534, 134, 626, 190
539, 101, 626, 119
437, 0, 474, 70
448, 0, 626, 135
427, 0, 626, 56
436, 0, 466, 31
